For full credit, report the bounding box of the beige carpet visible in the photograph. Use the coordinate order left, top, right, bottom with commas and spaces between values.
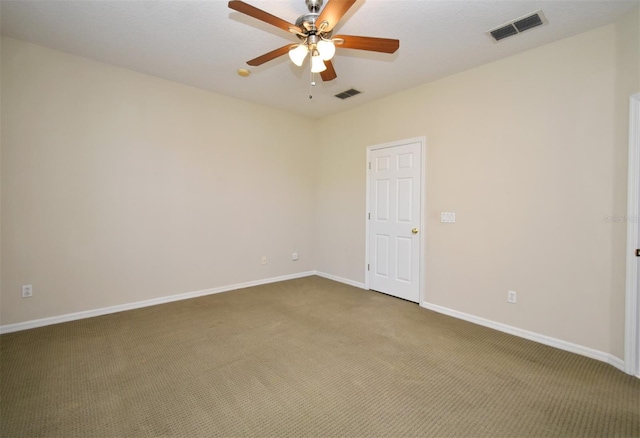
1, 276, 638, 437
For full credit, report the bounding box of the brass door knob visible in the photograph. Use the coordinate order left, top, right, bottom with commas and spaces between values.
411, 228, 419, 234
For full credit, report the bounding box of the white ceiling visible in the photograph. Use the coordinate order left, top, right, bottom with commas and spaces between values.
2, 0, 638, 119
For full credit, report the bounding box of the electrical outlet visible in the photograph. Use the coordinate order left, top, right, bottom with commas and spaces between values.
261, 256, 267, 265
22, 284, 33, 298
292, 252, 299, 261
508, 290, 517, 304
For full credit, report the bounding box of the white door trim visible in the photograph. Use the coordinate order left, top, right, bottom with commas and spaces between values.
625, 92, 640, 377
365, 136, 427, 303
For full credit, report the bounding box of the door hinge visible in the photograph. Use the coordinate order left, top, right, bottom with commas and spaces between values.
636, 249, 640, 257
368, 213, 371, 220
367, 264, 370, 271
368, 162, 371, 170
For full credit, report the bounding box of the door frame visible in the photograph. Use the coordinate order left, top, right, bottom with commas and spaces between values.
365, 136, 427, 303
625, 93, 640, 377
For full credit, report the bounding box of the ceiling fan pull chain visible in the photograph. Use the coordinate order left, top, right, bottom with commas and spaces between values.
309, 68, 315, 100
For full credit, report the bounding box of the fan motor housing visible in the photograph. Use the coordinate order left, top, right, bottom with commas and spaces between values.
295, 13, 319, 30
295, 12, 332, 40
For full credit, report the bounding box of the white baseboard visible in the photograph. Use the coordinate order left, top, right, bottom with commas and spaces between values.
421, 301, 625, 373
0, 271, 317, 334
301, 273, 631, 374
4, 273, 625, 375
314, 271, 366, 289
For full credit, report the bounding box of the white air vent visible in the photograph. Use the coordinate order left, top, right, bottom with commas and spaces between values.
487, 10, 548, 42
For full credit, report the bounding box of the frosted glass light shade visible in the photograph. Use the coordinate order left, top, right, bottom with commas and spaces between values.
316, 40, 336, 61
310, 54, 327, 73
288, 45, 308, 66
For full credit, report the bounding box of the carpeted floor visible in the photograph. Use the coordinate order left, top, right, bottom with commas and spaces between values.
1, 276, 638, 437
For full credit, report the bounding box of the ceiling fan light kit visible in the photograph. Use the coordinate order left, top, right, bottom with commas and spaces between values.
316, 39, 336, 61
228, 0, 399, 84
288, 44, 309, 66
310, 51, 327, 73
288, 34, 335, 70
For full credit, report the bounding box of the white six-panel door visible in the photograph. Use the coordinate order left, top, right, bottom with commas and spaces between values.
367, 140, 422, 303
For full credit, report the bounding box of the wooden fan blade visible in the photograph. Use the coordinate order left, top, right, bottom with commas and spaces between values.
229, 0, 302, 34
320, 60, 337, 81
334, 35, 399, 53
247, 44, 295, 66
316, 0, 357, 32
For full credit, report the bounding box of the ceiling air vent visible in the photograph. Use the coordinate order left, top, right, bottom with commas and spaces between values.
335, 88, 361, 100
488, 10, 547, 42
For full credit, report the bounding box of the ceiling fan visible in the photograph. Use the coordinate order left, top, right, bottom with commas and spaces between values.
228, 0, 399, 82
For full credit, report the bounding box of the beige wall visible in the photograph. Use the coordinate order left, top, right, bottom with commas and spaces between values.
1, 10, 638, 359
316, 16, 639, 357
1, 37, 316, 325
610, 7, 640, 357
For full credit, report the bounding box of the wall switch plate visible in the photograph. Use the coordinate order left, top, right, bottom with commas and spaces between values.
292, 252, 299, 261
22, 284, 33, 298
261, 256, 267, 265
508, 290, 517, 304
441, 212, 456, 223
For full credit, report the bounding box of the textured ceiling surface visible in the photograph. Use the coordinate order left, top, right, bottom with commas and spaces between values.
2, 0, 638, 119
